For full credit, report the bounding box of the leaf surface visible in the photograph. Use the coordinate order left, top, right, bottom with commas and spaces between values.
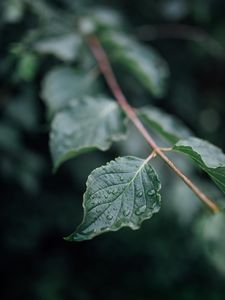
34, 33, 82, 61
50, 96, 127, 169
138, 105, 192, 144
101, 32, 169, 97
66, 156, 161, 241
196, 211, 225, 275
41, 67, 99, 116
174, 137, 225, 193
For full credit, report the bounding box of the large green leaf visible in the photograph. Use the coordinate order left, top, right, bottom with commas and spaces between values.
50, 96, 127, 169
101, 32, 169, 97
41, 67, 99, 116
138, 105, 192, 144
66, 156, 161, 241
34, 33, 82, 62
174, 137, 225, 193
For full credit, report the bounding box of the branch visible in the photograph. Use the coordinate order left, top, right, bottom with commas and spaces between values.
87, 35, 220, 214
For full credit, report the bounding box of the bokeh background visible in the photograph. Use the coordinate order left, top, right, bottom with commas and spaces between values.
1, 0, 225, 299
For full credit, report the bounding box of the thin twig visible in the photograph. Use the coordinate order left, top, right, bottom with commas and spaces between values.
87, 35, 220, 214
146, 150, 157, 163
159, 147, 173, 152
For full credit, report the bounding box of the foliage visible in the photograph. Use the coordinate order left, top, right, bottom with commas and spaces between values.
1, 0, 225, 299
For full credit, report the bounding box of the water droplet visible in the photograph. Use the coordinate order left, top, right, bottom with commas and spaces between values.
112, 189, 117, 195
147, 190, 155, 196
107, 189, 112, 194
104, 194, 108, 199
107, 214, 113, 221
135, 205, 146, 216
151, 199, 161, 213
123, 209, 130, 217
120, 176, 124, 181
137, 191, 143, 197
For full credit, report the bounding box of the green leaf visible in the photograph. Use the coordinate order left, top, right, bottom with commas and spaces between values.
79, 8, 123, 34
16, 53, 39, 81
41, 67, 99, 116
33, 33, 82, 62
101, 32, 169, 97
138, 105, 192, 144
90, 8, 124, 30
50, 96, 127, 169
174, 137, 225, 193
196, 211, 225, 275
66, 156, 161, 241
2, 0, 24, 23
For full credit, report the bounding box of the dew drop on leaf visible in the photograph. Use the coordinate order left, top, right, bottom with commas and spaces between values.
112, 189, 117, 195
137, 191, 143, 197
135, 205, 146, 216
107, 214, 113, 221
123, 209, 130, 217
147, 190, 155, 196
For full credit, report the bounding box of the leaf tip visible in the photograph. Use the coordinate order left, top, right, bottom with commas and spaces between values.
63, 231, 89, 242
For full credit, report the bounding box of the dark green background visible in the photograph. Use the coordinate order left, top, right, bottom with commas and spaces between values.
0, 0, 225, 299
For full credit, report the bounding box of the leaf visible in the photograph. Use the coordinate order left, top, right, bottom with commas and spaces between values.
196, 211, 225, 275
138, 105, 192, 144
174, 137, 225, 194
33, 33, 82, 62
50, 96, 127, 169
90, 7, 123, 30
41, 67, 99, 116
66, 156, 161, 241
101, 32, 169, 97
16, 53, 39, 81
2, 0, 24, 23
79, 8, 123, 34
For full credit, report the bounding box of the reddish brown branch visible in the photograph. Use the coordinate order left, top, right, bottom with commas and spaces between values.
87, 35, 220, 214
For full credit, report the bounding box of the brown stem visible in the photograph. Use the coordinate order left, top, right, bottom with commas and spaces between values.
87, 35, 220, 214
146, 150, 157, 163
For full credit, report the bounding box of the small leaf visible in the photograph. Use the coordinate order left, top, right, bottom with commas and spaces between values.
174, 137, 225, 193
101, 32, 169, 97
138, 105, 192, 144
50, 96, 127, 169
66, 156, 161, 241
90, 8, 124, 30
34, 33, 82, 62
41, 67, 99, 116
16, 52, 39, 81
79, 8, 123, 34
2, 0, 24, 23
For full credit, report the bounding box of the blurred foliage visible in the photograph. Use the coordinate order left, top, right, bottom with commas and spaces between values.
0, 0, 225, 299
